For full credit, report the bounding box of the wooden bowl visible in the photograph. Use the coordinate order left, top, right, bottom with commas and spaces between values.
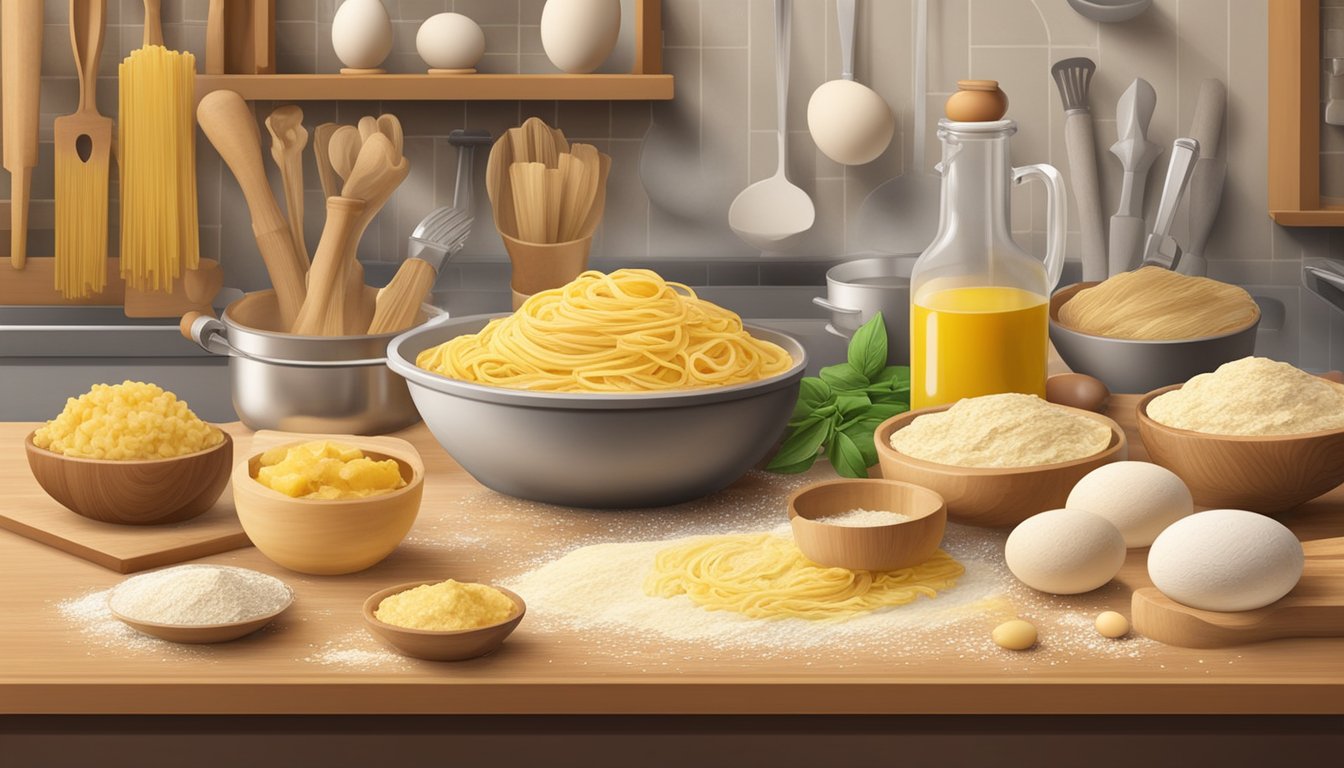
875, 404, 1127, 528
362, 581, 526, 662
1137, 385, 1344, 514
109, 571, 293, 644
788, 479, 947, 571
24, 431, 233, 525
232, 435, 424, 575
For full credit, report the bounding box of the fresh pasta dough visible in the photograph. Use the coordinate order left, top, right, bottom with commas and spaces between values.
644, 533, 964, 621
1058, 267, 1259, 340
416, 269, 794, 392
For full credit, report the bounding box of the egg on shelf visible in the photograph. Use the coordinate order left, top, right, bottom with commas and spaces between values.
540, 0, 621, 74
332, 0, 393, 73
1147, 509, 1305, 612
417, 13, 486, 74
1004, 508, 1127, 595
1066, 461, 1193, 547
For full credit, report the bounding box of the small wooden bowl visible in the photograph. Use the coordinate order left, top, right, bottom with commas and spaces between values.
362, 581, 526, 662
788, 479, 947, 571
109, 574, 293, 645
1137, 385, 1344, 514
875, 404, 1127, 528
232, 436, 424, 575
25, 431, 233, 525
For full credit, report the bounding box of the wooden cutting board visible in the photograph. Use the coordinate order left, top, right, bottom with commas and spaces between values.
0, 424, 252, 573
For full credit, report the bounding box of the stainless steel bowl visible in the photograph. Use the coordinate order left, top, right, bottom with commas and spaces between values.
812, 256, 917, 364
386, 314, 808, 509
185, 290, 440, 434
1049, 282, 1260, 394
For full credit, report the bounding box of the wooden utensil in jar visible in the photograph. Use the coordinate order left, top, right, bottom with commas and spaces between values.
197, 90, 307, 328
342, 116, 409, 333
313, 123, 341, 199
329, 125, 362, 185
265, 105, 309, 259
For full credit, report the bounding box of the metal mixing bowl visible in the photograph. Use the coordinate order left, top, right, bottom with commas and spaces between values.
1049, 282, 1260, 394
385, 314, 808, 509
185, 290, 440, 434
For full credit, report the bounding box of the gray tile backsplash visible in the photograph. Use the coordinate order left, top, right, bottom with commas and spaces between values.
2, 0, 1343, 369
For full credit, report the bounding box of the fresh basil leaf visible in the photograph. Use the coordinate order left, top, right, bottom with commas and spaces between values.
798, 377, 832, 407
788, 409, 823, 428
840, 421, 879, 467
828, 431, 869, 479
766, 454, 819, 474
864, 402, 910, 421
847, 312, 888, 382
875, 366, 911, 386
835, 393, 873, 418
868, 390, 912, 406
819, 362, 869, 391
768, 418, 831, 469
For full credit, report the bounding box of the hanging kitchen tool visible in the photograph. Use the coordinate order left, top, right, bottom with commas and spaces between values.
854, 0, 939, 255
1066, 0, 1152, 23
1140, 138, 1200, 270
197, 90, 308, 328
53, 0, 114, 299
729, 0, 815, 251
1051, 57, 1106, 282
2, 0, 43, 269
807, 0, 895, 166
265, 106, 310, 261
1108, 78, 1160, 276
1177, 79, 1227, 277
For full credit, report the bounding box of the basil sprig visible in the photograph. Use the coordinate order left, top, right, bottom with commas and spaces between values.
767, 313, 910, 478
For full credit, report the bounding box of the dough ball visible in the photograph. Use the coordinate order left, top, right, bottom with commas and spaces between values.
1095, 611, 1130, 639
1066, 461, 1193, 547
1147, 509, 1304, 612
992, 619, 1038, 650
1005, 509, 1127, 595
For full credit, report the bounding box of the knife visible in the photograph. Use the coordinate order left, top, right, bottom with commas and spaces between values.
1140, 138, 1200, 271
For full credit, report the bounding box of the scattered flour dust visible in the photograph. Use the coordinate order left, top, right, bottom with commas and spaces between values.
305, 632, 411, 672
822, 508, 912, 526
56, 588, 210, 658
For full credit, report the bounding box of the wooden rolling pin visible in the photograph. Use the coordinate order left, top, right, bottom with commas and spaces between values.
197, 90, 308, 328
1133, 537, 1344, 648
3, 0, 44, 269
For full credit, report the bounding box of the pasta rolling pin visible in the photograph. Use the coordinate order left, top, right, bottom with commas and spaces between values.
1176, 79, 1226, 277
197, 90, 308, 328
2, 0, 43, 269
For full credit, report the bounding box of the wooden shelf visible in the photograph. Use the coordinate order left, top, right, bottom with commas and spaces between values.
194, 73, 674, 102
1267, 0, 1337, 226
1269, 207, 1344, 226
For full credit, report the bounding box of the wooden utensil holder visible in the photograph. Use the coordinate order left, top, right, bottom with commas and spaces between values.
502, 233, 591, 300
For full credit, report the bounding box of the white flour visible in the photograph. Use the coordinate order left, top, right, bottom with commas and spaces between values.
108, 565, 291, 625
822, 508, 912, 526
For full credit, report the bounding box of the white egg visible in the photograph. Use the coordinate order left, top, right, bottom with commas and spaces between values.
1066, 461, 1193, 547
416, 13, 486, 71
807, 80, 895, 166
1005, 509, 1127, 595
540, 0, 621, 74
332, 0, 393, 71
1148, 509, 1304, 612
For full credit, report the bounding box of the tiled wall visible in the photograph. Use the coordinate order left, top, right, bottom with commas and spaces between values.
3, 0, 1343, 368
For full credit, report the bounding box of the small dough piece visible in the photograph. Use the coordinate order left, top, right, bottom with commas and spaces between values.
1095, 611, 1130, 639
992, 619, 1038, 651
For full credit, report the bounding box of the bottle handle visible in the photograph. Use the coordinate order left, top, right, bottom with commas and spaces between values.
1012, 163, 1067, 292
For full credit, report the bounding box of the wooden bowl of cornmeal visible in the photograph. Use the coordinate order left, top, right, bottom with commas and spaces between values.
363, 580, 526, 662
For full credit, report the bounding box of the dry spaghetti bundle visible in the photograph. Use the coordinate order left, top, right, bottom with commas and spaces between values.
1058, 267, 1259, 340
118, 42, 199, 291
416, 269, 794, 392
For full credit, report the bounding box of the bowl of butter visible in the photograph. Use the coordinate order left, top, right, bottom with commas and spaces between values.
232, 434, 424, 575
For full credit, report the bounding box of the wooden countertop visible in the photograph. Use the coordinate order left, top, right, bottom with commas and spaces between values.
4, 396, 1343, 716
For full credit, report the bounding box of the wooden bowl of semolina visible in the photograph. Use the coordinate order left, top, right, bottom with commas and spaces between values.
231, 435, 425, 576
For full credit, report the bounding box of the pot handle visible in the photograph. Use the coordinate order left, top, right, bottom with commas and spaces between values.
824, 323, 852, 340
812, 296, 862, 315
181, 311, 236, 358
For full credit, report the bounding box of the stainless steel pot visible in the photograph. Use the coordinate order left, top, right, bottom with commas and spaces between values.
812, 256, 917, 364
185, 290, 442, 434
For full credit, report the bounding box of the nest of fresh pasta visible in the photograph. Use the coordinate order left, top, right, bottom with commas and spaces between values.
1056, 267, 1260, 341
416, 269, 795, 393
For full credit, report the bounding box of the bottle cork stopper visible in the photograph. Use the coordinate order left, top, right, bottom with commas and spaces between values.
946, 80, 1009, 122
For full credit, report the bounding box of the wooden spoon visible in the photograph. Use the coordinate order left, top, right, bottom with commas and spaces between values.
328, 125, 362, 185
358, 115, 379, 143
197, 90, 306, 328
265, 105, 309, 259
289, 197, 366, 336
377, 113, 404, 159
1132, 537, 1344, 648
313, 123, 341, 199
340, 133, 410, 333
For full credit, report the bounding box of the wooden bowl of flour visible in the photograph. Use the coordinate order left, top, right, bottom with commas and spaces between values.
875, 404, 1126, 528
1137, 384, 1344, 515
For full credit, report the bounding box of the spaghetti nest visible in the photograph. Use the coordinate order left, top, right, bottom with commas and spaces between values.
416, 269, 794, 392
644, 533, 965, 621
1058, 267, 1259, 340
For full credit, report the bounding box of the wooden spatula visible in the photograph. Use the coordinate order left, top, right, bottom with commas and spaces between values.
265, 105, 309, 261
1132, 537, 1344, 648
313, 123, 341, 199
53, 0, 113, 297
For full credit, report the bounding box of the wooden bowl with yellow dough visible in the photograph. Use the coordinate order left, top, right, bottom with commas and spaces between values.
232, 435, 424, 575
1137, 384, 1344, 515
362, 581, 526, 661
875, 404, 1126, 528
25, 432, 233, 525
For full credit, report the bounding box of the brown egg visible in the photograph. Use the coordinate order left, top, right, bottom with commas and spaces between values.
1046, 373, 1110, 412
